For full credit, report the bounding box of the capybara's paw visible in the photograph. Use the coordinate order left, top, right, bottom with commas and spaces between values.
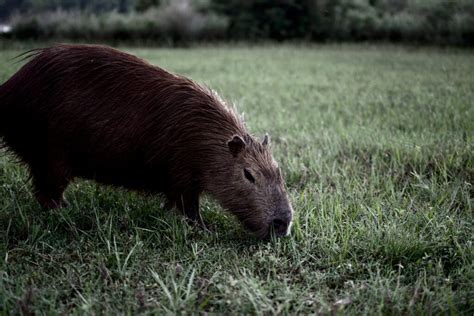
36, 194, 68, 209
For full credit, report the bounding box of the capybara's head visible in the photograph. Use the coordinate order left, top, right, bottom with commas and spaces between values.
211, 134, 293, 239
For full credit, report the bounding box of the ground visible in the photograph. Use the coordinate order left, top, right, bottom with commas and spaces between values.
0, 44, 473, 314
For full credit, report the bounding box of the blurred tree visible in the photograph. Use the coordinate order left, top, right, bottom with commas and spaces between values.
135, 0, 160, 12
211, 0, 311, 40
3, 0, 473, 45
0, 0, 26, 20
379, 0, 408, 12
306, 0, 342, 41
0, 0, 134, 18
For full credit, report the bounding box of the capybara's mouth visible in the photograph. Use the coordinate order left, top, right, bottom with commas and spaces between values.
264, 217, 292, 239
253, 223, 291, 240
243, 221, 269, 240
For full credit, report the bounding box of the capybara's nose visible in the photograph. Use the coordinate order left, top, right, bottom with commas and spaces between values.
271, 216, 291, 237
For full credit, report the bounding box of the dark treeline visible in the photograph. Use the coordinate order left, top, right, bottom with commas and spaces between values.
1, 0, 473, 45
0, 0, 138, 18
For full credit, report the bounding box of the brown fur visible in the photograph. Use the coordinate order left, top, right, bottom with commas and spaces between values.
0, 44, 293, 238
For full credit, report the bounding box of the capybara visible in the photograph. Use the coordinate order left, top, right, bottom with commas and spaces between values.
0, 44, 293, 238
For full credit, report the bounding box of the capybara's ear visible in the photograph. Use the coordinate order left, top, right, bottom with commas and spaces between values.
228, 135, 246, 157
262, 134, 269, 146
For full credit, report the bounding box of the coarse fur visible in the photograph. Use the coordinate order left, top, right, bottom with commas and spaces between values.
0, 44, 293, 239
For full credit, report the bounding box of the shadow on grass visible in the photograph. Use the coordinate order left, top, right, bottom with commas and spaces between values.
1, 179, 266, 254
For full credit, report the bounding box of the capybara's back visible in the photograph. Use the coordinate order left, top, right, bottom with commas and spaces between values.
0, 44, 293, 239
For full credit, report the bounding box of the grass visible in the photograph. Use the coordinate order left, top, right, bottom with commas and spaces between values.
0, 44, 473, 314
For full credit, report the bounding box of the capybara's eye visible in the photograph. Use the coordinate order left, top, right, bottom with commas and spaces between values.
244, 168, 256, 184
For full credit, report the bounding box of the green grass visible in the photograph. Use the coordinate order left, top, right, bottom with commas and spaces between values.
1, 44, 473, 314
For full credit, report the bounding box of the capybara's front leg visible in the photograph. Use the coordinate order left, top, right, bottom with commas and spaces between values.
175, 191, 206, 229
30, 159, 72, 209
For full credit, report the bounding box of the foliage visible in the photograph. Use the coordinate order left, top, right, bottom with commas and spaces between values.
135, 0, 161, 12
7, 3, 228, 44
210, 0, 311, 40
0, 45, 473, 313
0, 0, 135, 18
2, 0, 474, 44
211, 0, 474, 45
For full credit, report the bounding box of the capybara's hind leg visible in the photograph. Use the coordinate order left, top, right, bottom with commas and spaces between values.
30, 160, 72, 209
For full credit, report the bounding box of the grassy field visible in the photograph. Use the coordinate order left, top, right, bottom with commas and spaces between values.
0, 44, 473, 314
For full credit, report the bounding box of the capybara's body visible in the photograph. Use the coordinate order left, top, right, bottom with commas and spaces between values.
0, 44, 293, 238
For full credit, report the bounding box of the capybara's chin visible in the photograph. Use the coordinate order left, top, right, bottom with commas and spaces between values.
0, 44, 293, 239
